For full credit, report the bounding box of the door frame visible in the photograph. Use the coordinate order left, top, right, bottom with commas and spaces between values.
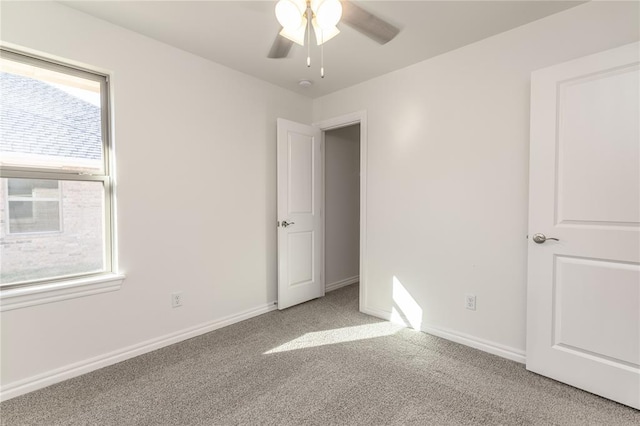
314, 111, 368, 312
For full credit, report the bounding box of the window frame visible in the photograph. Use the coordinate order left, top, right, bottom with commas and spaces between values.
0, 48, 116, 290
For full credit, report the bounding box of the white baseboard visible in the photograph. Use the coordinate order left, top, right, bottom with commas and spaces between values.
361, 305, 392, 321
0, 301, 278, 402
421, 324, 526, 364
361, 304, 526, 364
326, 275, 359, 292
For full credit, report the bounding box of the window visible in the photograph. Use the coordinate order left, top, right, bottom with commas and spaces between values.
0, 49, 114, 288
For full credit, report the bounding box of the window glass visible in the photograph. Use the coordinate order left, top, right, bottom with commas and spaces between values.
0, 57, 103, 173
1, 178, 106, 284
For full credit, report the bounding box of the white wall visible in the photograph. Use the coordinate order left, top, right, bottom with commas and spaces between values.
313, 1, 640, 359
0, 1, 312, 395
325, 125, 360, 290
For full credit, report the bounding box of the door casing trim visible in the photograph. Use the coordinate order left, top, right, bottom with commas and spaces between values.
314, 111, 368, 313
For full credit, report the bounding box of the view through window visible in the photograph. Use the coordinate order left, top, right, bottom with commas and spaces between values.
0, 50, 113, 287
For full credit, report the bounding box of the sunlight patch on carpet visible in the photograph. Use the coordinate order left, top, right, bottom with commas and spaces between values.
263, 322, 403, 354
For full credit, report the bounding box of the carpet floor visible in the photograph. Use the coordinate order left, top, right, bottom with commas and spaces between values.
1, 284, 638, 425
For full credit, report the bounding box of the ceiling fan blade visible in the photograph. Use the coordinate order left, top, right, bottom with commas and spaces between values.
341, 1, 400, 45
267, 33, 294, 58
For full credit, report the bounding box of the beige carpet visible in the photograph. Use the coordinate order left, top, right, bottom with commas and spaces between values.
1, 284, 639, 425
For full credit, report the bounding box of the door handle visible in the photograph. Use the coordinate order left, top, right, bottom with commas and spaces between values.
281, 220, 295, 228
532, 233, 559, 244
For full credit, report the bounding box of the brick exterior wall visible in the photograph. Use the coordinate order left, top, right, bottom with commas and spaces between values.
0, 180, 104, 284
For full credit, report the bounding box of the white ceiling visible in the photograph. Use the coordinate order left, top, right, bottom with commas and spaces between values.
60, 1, 584, 98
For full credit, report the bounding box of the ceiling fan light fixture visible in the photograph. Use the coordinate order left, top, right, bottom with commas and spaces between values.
275, 0, 306, 30
272, 0, 346, 77
269, 0, 401, 82
279, 17, 307, 46
312, 19, 340, 45
312, 0, 342, 29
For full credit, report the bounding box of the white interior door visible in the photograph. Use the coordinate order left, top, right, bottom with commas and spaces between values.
527, 42, 640, 409
277, 118, 323, 310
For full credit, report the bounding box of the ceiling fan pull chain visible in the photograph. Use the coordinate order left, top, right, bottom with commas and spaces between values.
320, 30, 325, 78
307, 0, 312, 66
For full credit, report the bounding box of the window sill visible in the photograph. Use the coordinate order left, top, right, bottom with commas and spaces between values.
0, 273, 125, 312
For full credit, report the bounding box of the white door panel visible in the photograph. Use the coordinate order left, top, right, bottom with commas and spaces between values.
288, 132, 314, 214
558, 66, 639, 224
288, 231, 314, 286
277, 118, 323, 310
527, 42, 640, 409
554, 257, 639, 366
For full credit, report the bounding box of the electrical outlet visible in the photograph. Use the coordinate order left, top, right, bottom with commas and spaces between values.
171, 292, 183, 308
465, 294, 476, 311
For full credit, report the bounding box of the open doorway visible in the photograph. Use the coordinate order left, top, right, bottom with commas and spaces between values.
324, 124, 361, 300
276, 114, 366, 311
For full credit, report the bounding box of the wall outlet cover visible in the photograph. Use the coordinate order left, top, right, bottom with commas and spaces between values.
171, 292, 183, 308
465, 294, 476, 311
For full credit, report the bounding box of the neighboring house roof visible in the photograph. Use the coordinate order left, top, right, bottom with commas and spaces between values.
0, 72, 102, 160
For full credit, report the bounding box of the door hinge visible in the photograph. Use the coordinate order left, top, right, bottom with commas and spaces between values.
277, 221, 280, 227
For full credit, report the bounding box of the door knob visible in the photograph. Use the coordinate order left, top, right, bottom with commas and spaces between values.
281, 220, 295, 228
532, 233, 559, 244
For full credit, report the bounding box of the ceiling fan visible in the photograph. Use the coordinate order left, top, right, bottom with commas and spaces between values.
268, 0, 400, 64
